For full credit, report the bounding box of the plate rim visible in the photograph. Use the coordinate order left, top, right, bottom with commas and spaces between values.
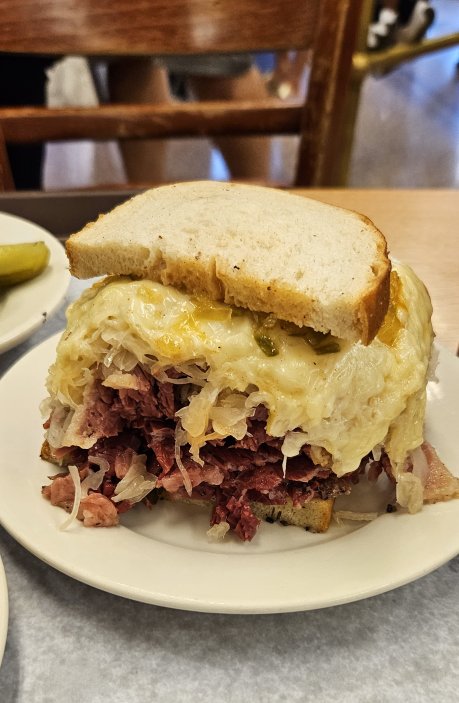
0, 334, 458, 614
0, 211, 70, 353
0, 553, 8, 665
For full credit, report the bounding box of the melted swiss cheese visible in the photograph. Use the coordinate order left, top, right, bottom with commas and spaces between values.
46, 262, 433, 476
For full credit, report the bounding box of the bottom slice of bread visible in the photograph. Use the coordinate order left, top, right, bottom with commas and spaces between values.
166, 494, 334, 534
250, 499, 333, 533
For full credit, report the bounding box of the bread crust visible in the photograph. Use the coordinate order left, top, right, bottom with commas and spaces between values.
65, 182, 391, 344
354, 214, 391, 344
250, 498, 333, 533
40, 439, 56, 464
166, 494, 334, 533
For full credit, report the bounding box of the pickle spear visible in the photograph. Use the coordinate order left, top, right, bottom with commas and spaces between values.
0, 241, 50, 287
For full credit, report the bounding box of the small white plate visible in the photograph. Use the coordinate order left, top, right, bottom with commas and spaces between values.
0, 335, 458, 614
0, 553, 8, 665
0, 212, 70, 354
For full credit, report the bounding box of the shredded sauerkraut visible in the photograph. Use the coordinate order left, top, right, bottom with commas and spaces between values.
44, 262, 434, 514
82, 457, 109, 493
112, 453, 157, 503
60, 465, 82, 531
281, 431, 310, 476
174, 423, 193, 496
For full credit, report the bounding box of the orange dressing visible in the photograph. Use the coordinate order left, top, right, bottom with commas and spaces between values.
377, 271, 406, 346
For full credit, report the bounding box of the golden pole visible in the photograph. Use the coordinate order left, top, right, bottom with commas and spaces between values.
353, 32, 459, 75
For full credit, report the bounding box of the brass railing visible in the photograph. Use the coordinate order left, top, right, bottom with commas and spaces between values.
337, 0, 459, 185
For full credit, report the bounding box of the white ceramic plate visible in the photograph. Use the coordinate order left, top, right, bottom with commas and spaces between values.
0, 212, 70, 353
0, 553, 8, 665
0, 335, 458, 614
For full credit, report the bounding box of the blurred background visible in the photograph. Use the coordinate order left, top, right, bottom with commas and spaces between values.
40, 0, 459, 190
1, 0, 458, 191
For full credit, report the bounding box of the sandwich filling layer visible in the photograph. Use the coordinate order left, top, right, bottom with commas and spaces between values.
42, 261, 434, 539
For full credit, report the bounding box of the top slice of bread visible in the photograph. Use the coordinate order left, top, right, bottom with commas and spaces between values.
66, 181, 391, 343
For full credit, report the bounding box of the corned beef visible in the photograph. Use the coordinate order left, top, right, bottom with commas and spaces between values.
43, 363, 361, 540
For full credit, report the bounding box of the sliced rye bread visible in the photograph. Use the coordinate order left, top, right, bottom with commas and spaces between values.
66, 181, 391, 344
165, 492, 334, 534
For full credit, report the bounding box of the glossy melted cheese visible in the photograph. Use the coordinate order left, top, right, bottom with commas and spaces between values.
46, 262, 433, 477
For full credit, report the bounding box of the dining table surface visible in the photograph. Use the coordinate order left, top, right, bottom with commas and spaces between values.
0, 186, 458, 703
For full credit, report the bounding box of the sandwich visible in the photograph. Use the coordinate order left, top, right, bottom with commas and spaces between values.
40, 181, 458, 540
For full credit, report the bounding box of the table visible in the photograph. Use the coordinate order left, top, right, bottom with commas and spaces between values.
306, 189, 458, 354
0, 189, 458, 703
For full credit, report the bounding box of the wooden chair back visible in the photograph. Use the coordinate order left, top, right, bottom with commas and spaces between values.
0, 0, 363, 190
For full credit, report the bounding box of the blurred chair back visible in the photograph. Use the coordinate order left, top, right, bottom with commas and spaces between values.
0, 0, 362, 190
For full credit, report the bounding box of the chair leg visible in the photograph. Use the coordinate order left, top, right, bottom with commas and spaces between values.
107, 58, 173, 184
295, 0, 369, 187
189, 66, 272, 181
330, 0, 374, 186
330, 70, 366, 186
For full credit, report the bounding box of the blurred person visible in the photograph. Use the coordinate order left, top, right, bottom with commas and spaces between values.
106, 55, 272, 184
0, 55, 54, 188
398, 0, 436, 42
1, 53, 273, 189
367, 0, 435, 51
